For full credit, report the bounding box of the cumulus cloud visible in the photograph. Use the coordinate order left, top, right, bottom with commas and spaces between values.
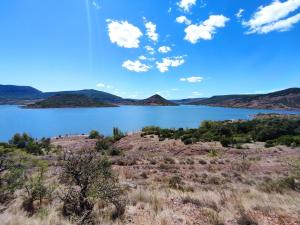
176, 16, 192, 25
145, 21, 159, 42
122, 60, 150, 72
243, 0, 300, 34
236, 9, 244, 19
139, 55, 147, 60
107, 20, 143, 48
158, 46, 172, 53
180, 76, 203, 83
191, 91, 202, 96
145, 45, 155, 55
184, 15, 229, 43
156, 56, 185, 73
178, 0, 197, 13
96, 83, 113, 89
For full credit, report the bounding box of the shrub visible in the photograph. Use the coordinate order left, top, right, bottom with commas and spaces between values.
164, 157, 175, 164
9, 133, 43, 155
89, 130, 101, 139
0, 148, 34, 203
168, 174, 183, 190
259, 176, 299, 193
23, 165, 53, 215
220, 137, 233, 147
237, 212, 258, 225
113, 127, 125, 141
199, 159, 207, 165
183, 138, 193, 145
95, 137, 113, 152
265, 140, 275, 148
61, 149, 126, 224
208, 149, 219, 158
109, 147, 122, 156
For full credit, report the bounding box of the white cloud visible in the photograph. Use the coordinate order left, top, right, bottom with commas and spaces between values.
256, 13, 300, 33
180, 76, 203, 83
96, 83, 113, 89
139, 55, 147, 60
236, 9, 244, 19
156, 56, 185, 73
145, 45, 155, 55
178, 0, 197, 13
122, 60, 150, 72
176, 16, 192, 25
96, 83, 105, 88
184, 15, 229, 43
192, 91, 202, 96
107, 20, 143, 48
158, 46, 172, 53
145, 21, 159, 42
243, 0, 300, 34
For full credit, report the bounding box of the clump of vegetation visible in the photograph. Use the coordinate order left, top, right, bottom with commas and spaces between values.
113, 127, 125, 141
9, 133, 51, 155
208, 149, 219, 157
168, 174, 183, 190
142, 118, 300, 147
95, 137, 122, 156
0, 147, 28, 203
259, 177, 298, 193
89, 130, 102, 139
237, 212, 258, 225
22, 165, 54, 215
61, 149, 126, 224
0, 142, 52, 212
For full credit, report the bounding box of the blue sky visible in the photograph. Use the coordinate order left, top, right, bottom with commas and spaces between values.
0, 0, 299, 99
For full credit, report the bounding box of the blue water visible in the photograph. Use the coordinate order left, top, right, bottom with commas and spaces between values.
0, 105, 299, 141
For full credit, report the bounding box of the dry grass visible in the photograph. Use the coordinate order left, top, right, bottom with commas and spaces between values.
1, 134, 300, 225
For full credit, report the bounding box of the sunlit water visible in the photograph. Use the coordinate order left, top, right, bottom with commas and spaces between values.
0, 105, 299, 141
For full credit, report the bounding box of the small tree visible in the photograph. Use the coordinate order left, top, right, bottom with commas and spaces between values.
113, 127, 125, 141
23, 165, 52, 215
61, 149, 126, 224
89, 130, 102, 139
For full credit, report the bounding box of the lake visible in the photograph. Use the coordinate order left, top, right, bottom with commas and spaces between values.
0, 105, 299, 141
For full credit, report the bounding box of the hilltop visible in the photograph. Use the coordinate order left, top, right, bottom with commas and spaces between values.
0, 85, 43, 99
137, 94, 178, 106
25, 94, 117, 108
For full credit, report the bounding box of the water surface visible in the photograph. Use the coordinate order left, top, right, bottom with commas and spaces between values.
0, 105, 299, 141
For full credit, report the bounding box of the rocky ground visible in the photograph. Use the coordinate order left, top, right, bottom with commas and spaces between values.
1, 133, 299, 225
51, 134, 300, 225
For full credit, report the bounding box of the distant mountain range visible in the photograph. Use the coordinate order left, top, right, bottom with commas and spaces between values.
0, 84, 300, 110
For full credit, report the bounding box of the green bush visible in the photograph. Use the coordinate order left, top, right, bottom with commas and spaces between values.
113, 127, 125, 141
142, 118, 300, 147
183, 138, 193, 145
89, 130, 102, 139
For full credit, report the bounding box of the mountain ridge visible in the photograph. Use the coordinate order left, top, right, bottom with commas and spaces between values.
1, 84, 300, 109
186, 88, 300, 110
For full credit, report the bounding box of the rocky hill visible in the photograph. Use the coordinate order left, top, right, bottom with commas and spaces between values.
138, 94, 178, 106
188, 88, 300, 110
25, 94, 117, 108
